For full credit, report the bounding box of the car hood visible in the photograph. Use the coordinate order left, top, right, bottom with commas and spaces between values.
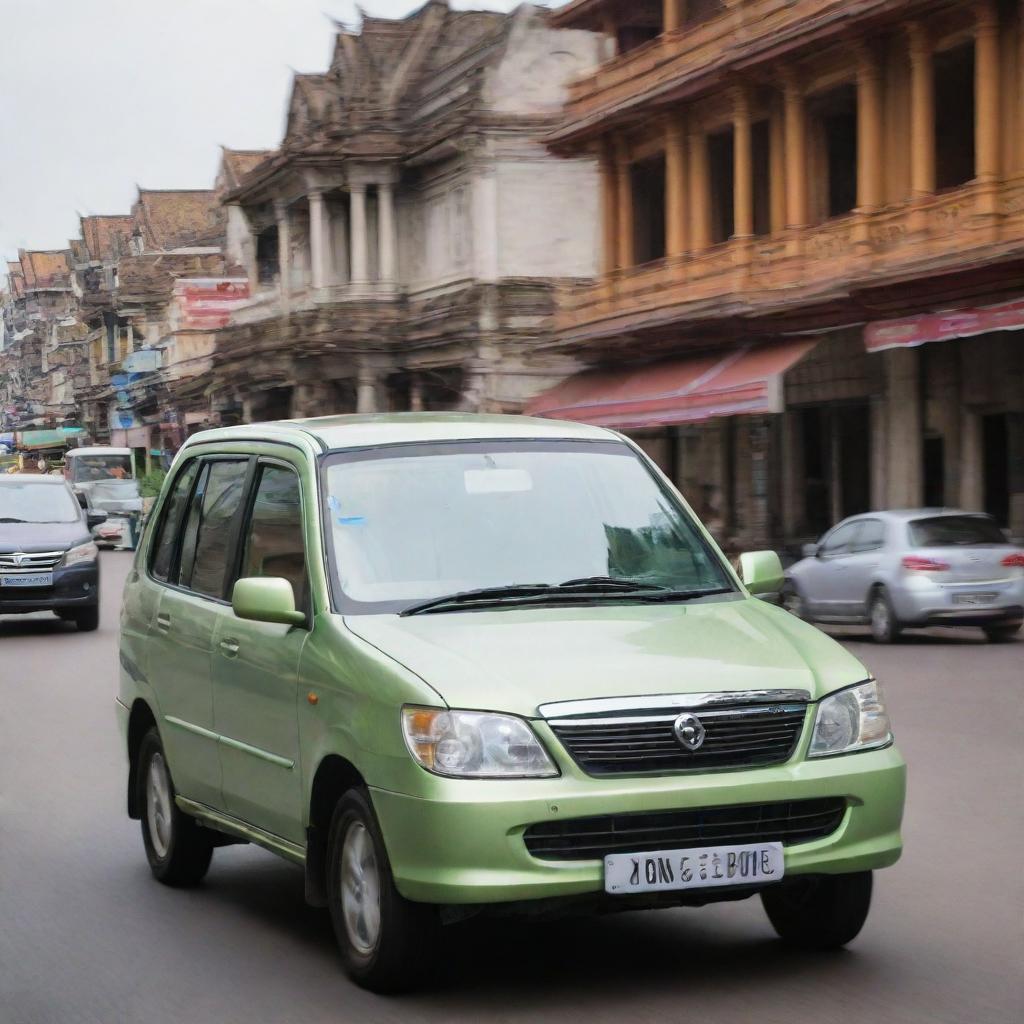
344, 597, 868, 719
0, 521, 90, 553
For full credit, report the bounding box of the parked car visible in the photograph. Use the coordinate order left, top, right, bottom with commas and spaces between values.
118, 415, 905, 993
0, 474, 104, 631
785, 509, 1024, 643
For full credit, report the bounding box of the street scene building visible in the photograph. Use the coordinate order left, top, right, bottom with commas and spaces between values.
529, 0, 1024, 550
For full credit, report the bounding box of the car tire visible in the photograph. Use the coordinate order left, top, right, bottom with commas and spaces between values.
869, 588, 901, 644
137, 728, 213, 887
983, 623, 1021, 643
74, 605, 100, 632
761, 871, 873, 950
326, 788, 439, 994
781, 581, 808, 620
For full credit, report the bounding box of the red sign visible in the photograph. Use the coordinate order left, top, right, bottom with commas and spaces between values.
865, 298, 1024, 352
173, 278, 250, 329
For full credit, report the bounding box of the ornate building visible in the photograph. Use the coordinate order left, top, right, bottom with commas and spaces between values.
203, 1, 603, 423
531, 0, 1024, 547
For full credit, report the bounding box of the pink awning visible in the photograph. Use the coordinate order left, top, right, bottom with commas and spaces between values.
526, 340, 817, 428
864, 298, 1024, 352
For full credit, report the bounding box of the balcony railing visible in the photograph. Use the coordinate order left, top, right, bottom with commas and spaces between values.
555, 176, 1024, 344
552, 0, 909, 142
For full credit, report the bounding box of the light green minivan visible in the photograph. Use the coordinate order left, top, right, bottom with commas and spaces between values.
117, 414, 905, 992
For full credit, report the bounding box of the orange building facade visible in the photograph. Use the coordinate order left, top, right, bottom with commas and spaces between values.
532, 0, 1024, 551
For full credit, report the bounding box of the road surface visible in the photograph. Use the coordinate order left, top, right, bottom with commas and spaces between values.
1, 551, 1021, 1023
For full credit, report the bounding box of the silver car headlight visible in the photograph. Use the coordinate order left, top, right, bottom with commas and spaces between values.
402, 707, 558, 778
63, 541, 99, 567
808, 679, 892, 758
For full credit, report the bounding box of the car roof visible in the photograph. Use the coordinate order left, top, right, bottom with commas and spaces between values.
183, 413, 618, 454
0, 474, 70, 485
66, 446, 131, 457
854, 508, 984, 523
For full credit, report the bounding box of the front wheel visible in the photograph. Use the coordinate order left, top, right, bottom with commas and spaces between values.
137, 729, 213, 886
869, 589, 901, 644
74, 605, 99, 632
984, 623, 1021, 643
781, 581, 808, 620
327, 789, 439, 993
761, 871, 873, 950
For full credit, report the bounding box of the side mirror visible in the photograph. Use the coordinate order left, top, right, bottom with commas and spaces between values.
738, 550, 784, 597
86, 510, 108, 529
232, 576, 306, 626
802, 542, 819, 559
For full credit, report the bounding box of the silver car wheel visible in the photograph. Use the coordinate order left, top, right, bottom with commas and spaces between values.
870, 595, 890, 640
783, 585, 805, 619
146, 752, 173, 860
341, 821, 382, 956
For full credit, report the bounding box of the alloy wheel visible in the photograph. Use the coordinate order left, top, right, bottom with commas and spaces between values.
340, 821, 382, 956
146, 752, 173, 859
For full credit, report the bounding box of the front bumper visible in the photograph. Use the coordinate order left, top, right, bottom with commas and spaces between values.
0, 563, 99, 614
371, 744, 905, 905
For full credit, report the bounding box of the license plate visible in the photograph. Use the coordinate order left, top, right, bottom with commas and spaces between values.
954, 592, 997, 605
0, 572, 53, 588
605, 841, 784, 895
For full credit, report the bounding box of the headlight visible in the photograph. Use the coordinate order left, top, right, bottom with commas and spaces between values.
809, 679, 892, 758
64, 541, 98, 567
402, 707, 558, 778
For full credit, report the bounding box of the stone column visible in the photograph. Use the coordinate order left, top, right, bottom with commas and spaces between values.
884, 347, 924, 508
856, 43, 884, 209
614, 137, 634, 269
308, 190, 332, 291
663, 0, 681, 33
600, 139, 619, 273
782, 71, 808, 227
959, 406, 984, 509
781, 410, 804, 541
274, 199, 292, 300
349, 184, 369, 285
664, 114, 688, 256
378, 182, 397, 285
356, 361, 378, 413
907, 22, 936, 196
870, 396, 887, 511
688, 125, 711, 250
733, 85, 754, 237
974, 0, 1000, 181
409, 375, 424, 412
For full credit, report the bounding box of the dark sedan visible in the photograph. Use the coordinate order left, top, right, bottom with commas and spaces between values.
0, 475, 104, 631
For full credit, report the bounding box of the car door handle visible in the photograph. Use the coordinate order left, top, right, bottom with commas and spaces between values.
156, 613, 171, 633
219, 637, 240, 658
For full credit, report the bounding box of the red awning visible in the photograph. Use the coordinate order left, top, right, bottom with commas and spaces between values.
864, 298, 1024, 352
526, 340, 817, 429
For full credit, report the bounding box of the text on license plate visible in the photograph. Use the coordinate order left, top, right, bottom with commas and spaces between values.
0, 572, 54, 588
604, 841, 784, 895
954, 592, 997, 605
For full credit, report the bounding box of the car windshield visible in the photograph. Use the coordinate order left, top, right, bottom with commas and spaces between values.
0, 482, 81, 524
322, 440, 733, 613
908, 515, 1006, 547
69, 455, 132, 482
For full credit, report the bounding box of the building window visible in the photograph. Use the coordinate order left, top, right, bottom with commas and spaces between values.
708, 128, 735, 244
256, 226, 280, 284
631, 154, 667, 264
752, 119, 771, 237
934, 43, 975, 190
809, 85, 858, 219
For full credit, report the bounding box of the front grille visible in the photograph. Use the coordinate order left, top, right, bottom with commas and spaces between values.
524, 798, 847, 861
549, 704, 808, 776
0, 550, 64, 572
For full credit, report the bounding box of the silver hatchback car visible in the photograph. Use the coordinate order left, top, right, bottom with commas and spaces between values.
785, 510, 1024, 643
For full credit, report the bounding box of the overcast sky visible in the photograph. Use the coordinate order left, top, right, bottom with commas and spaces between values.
0, 0, 521, 263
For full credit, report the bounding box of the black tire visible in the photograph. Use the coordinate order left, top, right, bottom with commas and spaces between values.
326, 789, 439, 993
762, 871, 873, 950
74, 605, 100, 632
984, 623, 1021, 642
137, 728, 213, 887
869, 588, 901, 644
781, 580, 808, 620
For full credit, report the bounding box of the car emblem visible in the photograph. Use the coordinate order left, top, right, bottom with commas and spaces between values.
673, 712, 706, 751
13, 553, 27, 566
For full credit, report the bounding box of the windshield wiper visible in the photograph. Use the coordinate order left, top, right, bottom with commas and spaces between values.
400, 580, 729, 616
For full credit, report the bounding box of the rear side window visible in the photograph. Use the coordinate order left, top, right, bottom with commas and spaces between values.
909, 515, 1005, 547
150, 461, 199, 582
179, 460, 250, 599
239, 464, 308, 605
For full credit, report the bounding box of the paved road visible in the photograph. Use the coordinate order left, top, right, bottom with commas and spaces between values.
1, 552, 1021, 1024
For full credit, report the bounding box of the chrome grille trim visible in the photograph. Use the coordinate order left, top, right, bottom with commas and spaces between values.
0, 550, 64, 572
537, 689, 811, 720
